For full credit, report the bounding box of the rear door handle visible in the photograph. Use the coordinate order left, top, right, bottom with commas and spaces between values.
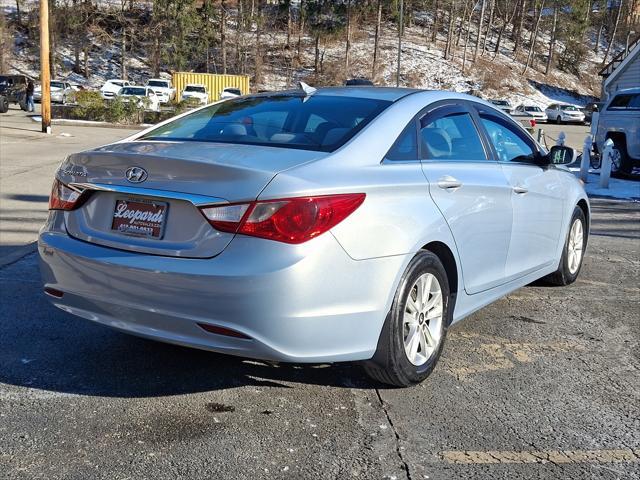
513, 186, 528, 194
437, 176, 463, 190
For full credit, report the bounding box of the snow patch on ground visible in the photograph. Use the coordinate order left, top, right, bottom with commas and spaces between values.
569, 168, 640, 201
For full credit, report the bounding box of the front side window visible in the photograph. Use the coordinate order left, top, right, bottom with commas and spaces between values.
385, 122, 418, 161
420, 112, 486, 161
140, 94, 392, 152
480, 116, 536, 163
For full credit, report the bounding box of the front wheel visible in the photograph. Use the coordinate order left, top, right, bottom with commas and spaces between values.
556, 115, 562, 125
363, 250, 451, 387
544, 206, 587, 286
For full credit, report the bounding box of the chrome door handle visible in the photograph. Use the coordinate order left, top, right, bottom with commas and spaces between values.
513, 186, 528, 194
437, 176, 462, 190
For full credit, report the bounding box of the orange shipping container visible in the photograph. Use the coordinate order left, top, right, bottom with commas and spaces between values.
172, 72, 250, 103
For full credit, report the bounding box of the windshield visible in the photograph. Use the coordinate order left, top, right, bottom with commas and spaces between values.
185, 86, 206, 93
51, 81, 64, 89
140, 94, 392, 152
224, 88, 242, 95
148, 80, 168, 87
492, 100, 508, 106
561, 105, 578, 111
120, 87, 146, 96
524, 106, 541, 112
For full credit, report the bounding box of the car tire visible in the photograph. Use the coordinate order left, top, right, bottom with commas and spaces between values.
556, 115, 562, 125
610, 138, 633, 176
544, 206, 587, 286
0, 96, 8, 113
363, 250, 451, 387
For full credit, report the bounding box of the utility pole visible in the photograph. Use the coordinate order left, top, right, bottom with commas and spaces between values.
40, 0, 51, 133
396, 0, 403, 87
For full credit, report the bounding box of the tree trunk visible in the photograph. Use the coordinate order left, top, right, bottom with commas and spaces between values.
473, 0, 486, 62
482, 0, 495, 54
456, 0, 469, 47
297, 0, 305, 62
462, 6, 473, 72
594, 23, 603, 54
236, 0, 244, 72
83, 44, 89, 78
523, 0, 544, 74
372, 0, 382, 79
254, 0, 263, 86
220, 0, 227, 74
314, 33, 320, 75
345, 0, 351, 78
431, 0, 439, 43
513, 0, 526, 56
545, 3, 557, 75
121, 26, 127, 80
444, 2, 455, 59
601, 0, 623, 67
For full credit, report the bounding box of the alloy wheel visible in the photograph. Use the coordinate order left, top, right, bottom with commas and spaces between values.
567, 218, 584, 274
403, 273, 444, 366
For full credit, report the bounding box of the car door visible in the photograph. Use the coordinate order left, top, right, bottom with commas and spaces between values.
474, 107, 565, 280
419, 103, 513, 295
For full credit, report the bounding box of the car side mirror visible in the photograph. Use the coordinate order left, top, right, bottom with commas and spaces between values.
545, 145, 575, 166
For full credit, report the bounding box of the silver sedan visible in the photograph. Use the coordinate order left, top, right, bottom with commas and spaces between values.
39, 87, 589, 386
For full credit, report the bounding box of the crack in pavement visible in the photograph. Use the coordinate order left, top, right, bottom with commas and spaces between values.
375, 389, 413, 480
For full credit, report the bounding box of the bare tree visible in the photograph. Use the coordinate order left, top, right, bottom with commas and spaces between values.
473, 0, 486, 62
601, 0, 623, 66
523, 0, 544, 74
545, 1, 558, 75
345, 0, 351, 77
372, 0, 382, 78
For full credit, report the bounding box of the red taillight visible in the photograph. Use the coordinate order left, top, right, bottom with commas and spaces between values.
49, 178, 85, 211
199, 193, 365, 244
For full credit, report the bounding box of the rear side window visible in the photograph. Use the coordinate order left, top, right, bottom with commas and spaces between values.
141, 95, 391, 152
607, 94, 640, 110
420, 113, 486, 161
385, 122, 418, 161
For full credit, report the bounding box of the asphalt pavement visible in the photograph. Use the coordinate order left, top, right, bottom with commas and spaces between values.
1, 105, 639, 480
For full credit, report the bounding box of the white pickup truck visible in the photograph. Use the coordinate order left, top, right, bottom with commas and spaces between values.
146, 78, 176, 104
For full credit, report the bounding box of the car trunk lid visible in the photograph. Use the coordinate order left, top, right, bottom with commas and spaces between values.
60, 140, 324, 258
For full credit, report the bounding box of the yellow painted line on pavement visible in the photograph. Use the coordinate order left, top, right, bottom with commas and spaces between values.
440, 449, 640, 464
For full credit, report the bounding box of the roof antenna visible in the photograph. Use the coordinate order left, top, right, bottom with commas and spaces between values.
298, 81, 317, 100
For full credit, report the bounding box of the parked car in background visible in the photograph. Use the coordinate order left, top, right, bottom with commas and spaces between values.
593, 88, 640, 175
545, 103, 585, 124
146, 78, 175, 104
0, 74, 29, 110
581, 102, 603, 125
40, 88, 588, 387
514, 104, 548, 122
34, 80, 74, 104
489, 99, 514, 115
101, 79, 131, 99
345, 78, 374, 86
181, 84, 209, 105
116, 85, 160, 112
220, 87, 242, 100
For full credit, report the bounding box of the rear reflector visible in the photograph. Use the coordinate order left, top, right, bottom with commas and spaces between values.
199, 193, 365, 244
197, 323, 251, 339
44, 287, 64, 298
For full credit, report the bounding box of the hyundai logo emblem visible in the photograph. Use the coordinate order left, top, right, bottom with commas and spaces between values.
125, 166, 148, 183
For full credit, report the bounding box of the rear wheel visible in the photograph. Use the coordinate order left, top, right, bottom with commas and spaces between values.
610, 137, 633, 176
556, 115, 562, 125
0, 96, 8, 113
544, 207, 587, 286
363, 250, 451, 387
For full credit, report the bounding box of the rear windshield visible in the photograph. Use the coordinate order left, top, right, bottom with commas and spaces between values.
140, 94, 392, 152
148, 80, 169, 87
185, 86, 206, 93
224, 88, 242, 95
524, 106, 541, 112
51, 81, 65, 89
607, 93, 640, 110
121, 87, 146, 96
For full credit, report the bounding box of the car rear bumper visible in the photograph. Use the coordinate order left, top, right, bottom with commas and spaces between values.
38, 213, 405, 363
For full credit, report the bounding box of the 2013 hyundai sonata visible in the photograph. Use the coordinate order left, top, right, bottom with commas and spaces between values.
39, 87, 589, 386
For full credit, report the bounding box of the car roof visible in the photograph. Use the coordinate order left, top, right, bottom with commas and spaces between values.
251, 86, 421, 102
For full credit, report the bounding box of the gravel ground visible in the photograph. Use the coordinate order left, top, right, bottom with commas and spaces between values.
0, 198, 638, 480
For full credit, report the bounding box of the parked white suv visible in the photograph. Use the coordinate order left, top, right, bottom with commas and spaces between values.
100, 80, 131, 99
545, 103, 585, 124
146, 79, 175, 104
181, 84, 208, 105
